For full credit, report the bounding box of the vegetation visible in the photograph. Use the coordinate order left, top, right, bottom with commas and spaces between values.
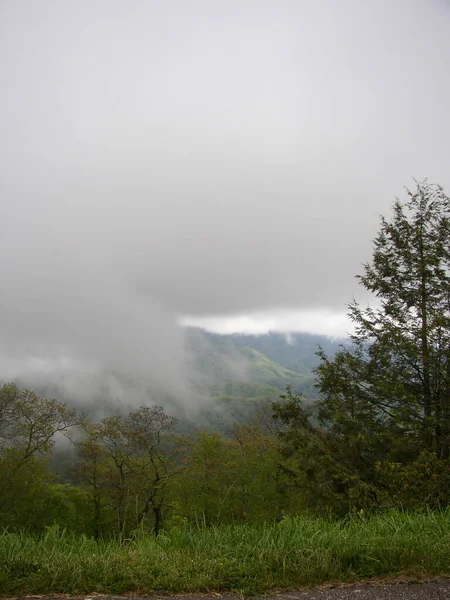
2, 181, 450, 594
1, 511, 450, 596
273, 181, 450, 516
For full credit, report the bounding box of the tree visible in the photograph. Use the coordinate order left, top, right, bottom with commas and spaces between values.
274, 182, 450, 513
272, 387, 367, 516
76, 406, 177, 537
317, 181, 450, 460
171, 422, 294, 525
74, 423, 115, 538
172, 431, 235, 525
0, 383, 80, 464
124, 406, 177, 534
0, 383, 82, 531
229, 423, 285, 522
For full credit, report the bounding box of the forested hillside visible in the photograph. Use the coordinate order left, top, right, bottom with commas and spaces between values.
184, 328, 343, 430
194, 330, 345, 374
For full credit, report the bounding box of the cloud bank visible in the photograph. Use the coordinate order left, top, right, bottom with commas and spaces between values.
1, 0, 449, 403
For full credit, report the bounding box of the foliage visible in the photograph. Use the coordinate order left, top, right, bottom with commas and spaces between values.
273, 387, 378, 516
75, 406, 177, 537
0, 383, 82, 531
274, 182, 450, 514
375, 451, 450, 511
318, 181, 450, 458
0, 383, 80, 463
1, 510, 450, 596
171, 425, 288, 525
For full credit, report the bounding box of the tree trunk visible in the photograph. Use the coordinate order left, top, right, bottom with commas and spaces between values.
153, 504, 162, 536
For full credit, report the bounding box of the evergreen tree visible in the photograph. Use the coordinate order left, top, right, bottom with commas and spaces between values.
316, 181, 450, 460
274, 182, 450, 514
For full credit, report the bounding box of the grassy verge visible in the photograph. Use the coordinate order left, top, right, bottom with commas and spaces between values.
1, 510, 450, 596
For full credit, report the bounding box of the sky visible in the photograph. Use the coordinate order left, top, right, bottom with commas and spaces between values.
1, 0, 450, 401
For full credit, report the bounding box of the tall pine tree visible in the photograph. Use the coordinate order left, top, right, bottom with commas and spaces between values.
316, 181, 450, 460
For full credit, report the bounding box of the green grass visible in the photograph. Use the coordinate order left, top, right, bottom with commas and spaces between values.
1, 511, 450, 596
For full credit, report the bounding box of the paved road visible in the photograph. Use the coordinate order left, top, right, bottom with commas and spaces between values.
9, 581, 450, 600
264, 580, 450, 598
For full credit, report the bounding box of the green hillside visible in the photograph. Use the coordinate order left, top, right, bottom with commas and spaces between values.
240, 346, 311, 388
186, 328, 333, 396
199, 330, 347, 373
185, 330, 328, 431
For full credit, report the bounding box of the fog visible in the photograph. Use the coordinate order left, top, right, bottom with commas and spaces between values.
1, 0, 449, 406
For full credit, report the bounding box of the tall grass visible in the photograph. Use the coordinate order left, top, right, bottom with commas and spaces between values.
1, 510, 449, 596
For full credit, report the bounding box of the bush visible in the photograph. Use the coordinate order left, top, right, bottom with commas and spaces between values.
375, 451, 450, 510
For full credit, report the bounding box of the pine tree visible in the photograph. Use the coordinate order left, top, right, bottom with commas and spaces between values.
316, 181, 450, 460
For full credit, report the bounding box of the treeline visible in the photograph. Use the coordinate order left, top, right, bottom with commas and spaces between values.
0, 383, 297, 537
3, 181, 450, 537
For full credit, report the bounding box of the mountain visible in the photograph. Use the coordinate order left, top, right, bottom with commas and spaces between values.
185, 328, 347, 431
186, 328, 345, 385
201, 330, 346, 373
237, 347, 313, 394
6, 328, 347, 432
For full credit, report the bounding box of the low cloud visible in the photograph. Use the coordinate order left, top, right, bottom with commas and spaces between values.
1, 0, 449, 406
181, 309, 352, 338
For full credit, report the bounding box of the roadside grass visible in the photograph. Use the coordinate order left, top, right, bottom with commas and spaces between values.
0, 510, 450, 596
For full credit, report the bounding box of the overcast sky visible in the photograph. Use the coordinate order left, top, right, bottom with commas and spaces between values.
1, 0, 450, 397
